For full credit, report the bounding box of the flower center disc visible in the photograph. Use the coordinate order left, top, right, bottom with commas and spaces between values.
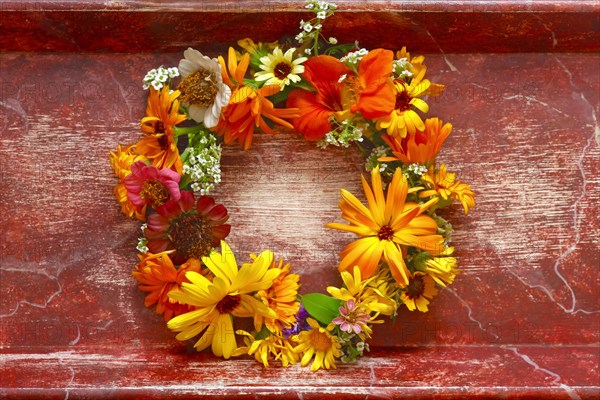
178, 69, 218, 107
406, 276, 425, 299
273, 62, 292, 80
377, 225, 394, 241
395, 88, 412, 112
141, 179, 170, 208
309, 330, 331, 352
169, 213, 214, 259
216, 294, 241, 314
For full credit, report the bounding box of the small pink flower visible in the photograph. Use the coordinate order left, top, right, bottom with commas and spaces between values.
332, 298, 370, 334
124, 161, 181, 209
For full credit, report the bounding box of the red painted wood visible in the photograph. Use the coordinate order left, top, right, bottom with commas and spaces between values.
0, 4, 599, 398
0, 1, 598, 53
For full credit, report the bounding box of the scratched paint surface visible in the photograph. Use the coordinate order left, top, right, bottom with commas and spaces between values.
0, 51, 598, 398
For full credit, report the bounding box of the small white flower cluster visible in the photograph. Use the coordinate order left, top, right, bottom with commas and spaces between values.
407, 163, 428, 176
317, 120, 363, 149
340, 48, 369, 66
137, 223, 149, 253
296, 0, 337, 51
143, 66, 179, 90
393, 57, 414, 80
365, 146, 390, 172
182, 133, 222, 195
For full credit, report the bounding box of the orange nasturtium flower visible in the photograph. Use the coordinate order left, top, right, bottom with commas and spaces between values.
326, 167, 444, 287
213, 47, 299, 150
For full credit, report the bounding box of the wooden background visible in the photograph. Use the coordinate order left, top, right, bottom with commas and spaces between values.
0, 1, 599, 398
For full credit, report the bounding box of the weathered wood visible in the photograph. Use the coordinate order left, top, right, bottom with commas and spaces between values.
0, 28, 598, 400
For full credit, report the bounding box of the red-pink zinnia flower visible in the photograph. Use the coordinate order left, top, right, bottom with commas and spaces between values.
145, 191, 231, 264
332, 298, 370, 334
124, 161, 181, 209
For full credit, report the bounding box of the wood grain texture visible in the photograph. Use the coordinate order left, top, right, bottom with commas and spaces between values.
0, 50, 599, 397
0, 2, 599, 53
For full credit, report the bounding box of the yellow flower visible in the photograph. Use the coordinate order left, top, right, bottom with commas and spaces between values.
293, 318, 341, 371
395, 47, 445, 96
326, 167, 444, 287
234, 330, 299, 367
375, 47, 445, 138
400, 272, 438, 312
167, 241, 280, 359
327, 266, 398, 317
420, 164, 476, 214
255, 257, 300, 335
255, 47, 307, 88
424, 247, 460, 287
361, 267, 399, 316
109, 144, 147, 220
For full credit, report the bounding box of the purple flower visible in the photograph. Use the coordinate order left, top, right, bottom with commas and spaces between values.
282, 304, 311, 338
332, 299, 370, 335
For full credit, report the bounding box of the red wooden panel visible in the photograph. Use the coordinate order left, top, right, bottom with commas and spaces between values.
0, 3, 599, 398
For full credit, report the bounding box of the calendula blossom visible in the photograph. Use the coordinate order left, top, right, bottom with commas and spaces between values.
326, 167, 444, 286
293, 318, 342, 371
167, 242, 281, 359
420, 164, 476, 214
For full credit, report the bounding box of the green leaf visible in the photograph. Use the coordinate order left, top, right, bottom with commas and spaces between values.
301, 293, 343, 326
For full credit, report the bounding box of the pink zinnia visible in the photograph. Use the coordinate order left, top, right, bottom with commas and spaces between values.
332, 298, 370, 335
124, 161, 181, 209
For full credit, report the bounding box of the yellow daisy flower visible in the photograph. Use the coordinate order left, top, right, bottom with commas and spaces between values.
400, 272, 438, 313
424, 247, 460, 287
420, 164, 476, 214
234, 330, 299, 367
327, 266, 395, 317
167, 241, 281, 359
326, 167, 444, 287
254, 47, 307, 88
293, 318, 341, 372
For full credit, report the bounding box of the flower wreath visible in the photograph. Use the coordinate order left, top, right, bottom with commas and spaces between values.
109, 0, 475, 372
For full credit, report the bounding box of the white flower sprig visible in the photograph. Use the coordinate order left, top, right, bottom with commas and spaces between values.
295, 0, 337, 55
142, 66, 179, 90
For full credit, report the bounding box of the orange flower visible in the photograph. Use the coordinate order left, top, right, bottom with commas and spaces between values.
214, 48, 299, 150
109, 144, 147, 221
255, 258, 300, 335
326, 167, 444, 286
286, 55, 352, 141
135, 86, 187, 174
380, 118, 452, 165
132, 252, 202, 321
347, 48, 396, 120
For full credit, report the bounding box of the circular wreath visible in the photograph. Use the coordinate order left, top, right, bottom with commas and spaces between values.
109, 0, 475, 372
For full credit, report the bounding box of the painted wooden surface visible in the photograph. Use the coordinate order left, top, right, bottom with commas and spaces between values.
0, 3, 599, 398
0, 1, 599, 53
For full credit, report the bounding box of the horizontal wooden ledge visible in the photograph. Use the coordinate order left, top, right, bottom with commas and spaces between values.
1, 0, 599, 13
0, 1, 598, 53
